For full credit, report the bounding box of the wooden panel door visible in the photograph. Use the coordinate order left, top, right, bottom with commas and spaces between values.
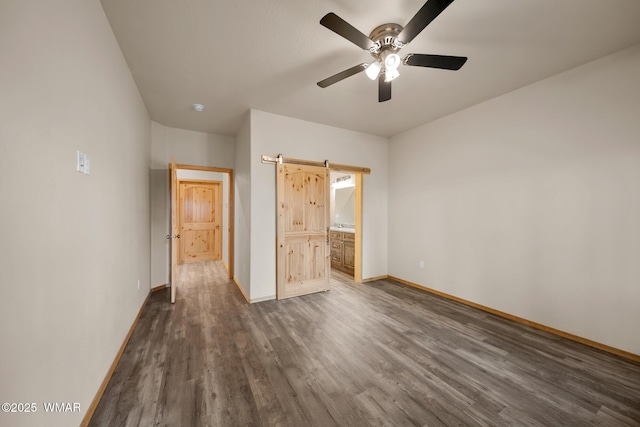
179, 181, 222, 263
170, 157, 178, 304
277, 163, 330, 300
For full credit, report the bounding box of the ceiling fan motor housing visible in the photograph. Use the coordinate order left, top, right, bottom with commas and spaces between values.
368, 23, 405, 74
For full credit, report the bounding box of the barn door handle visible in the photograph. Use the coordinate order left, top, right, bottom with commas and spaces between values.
166, 234, 181, 239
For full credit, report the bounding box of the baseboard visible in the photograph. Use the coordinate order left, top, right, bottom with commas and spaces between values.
80, 291, 151, 426
221, 260, 229, 272
151, 284, 167, 293
386, 275, 640, 363
250, 295, 276, 303
361, 275, 387, 283
231, 276, 275, 303
233, 276, 250, 303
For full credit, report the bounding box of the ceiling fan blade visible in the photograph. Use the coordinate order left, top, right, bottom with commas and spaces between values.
397, 0, 455, 45
404, 54, 467, 70
378, 75, 391, 102
320, 13, 375, 50
317, 63, 367, 88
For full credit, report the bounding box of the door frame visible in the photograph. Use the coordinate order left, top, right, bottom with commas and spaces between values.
170, 158, 178, 303
329, 170, 364, 282
170, 163, 234, 280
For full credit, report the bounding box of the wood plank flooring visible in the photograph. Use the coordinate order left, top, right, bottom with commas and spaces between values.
89, 261, 640, 426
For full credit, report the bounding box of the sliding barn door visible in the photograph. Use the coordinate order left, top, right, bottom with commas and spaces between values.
277, 163, 330, 300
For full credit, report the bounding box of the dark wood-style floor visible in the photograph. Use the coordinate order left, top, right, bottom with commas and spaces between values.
90, 261, 640, 426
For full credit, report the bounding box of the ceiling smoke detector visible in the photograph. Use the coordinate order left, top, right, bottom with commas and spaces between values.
192, 103, 205, 112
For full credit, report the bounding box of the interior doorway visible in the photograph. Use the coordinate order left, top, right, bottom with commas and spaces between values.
329, 172, 357, 278
327, 168, 365, 283
169, 164, 234, 304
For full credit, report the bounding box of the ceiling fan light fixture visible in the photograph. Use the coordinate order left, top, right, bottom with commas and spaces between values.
318, 0, 467, 101
385, 67, 400, 82
365, 61, 382, 80
384, 53, 401, 70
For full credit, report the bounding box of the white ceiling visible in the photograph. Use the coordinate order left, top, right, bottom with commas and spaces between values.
100, 0, 640, 138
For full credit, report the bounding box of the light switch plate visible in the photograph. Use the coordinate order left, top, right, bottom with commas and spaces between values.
76, 151, 90, 174
77, 151, 85, 172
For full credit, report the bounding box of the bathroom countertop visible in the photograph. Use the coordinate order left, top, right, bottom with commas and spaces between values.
330, 227, 355, 233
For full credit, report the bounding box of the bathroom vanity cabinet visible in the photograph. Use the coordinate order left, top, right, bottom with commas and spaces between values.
330, 230, 354, 276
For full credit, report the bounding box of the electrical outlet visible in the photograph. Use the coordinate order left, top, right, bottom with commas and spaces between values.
419, 260, 425, 269
137, 279, 140, 290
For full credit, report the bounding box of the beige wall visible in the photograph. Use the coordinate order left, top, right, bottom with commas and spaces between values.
233, 113, 252, 295
149, 121, 235, 287
389, 44, 640, 355
0, 1, 151, 426
150, 121, 235, 169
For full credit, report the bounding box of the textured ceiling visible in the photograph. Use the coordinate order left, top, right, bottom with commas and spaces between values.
100, 0, 640, 138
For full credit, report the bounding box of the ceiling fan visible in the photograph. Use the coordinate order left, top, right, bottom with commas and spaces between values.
317, 0, 467, 102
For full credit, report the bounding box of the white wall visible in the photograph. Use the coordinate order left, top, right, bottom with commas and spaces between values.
150, 121, 235, 169
0, 1, 151, 426
389, 44, 640, 355
248, 110, 389, 301
149, 121, 235, 287
176, 170, 230, 267
233, 112, 252, 295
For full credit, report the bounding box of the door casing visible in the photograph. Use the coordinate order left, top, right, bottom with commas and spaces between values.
169, 158, 178, 303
